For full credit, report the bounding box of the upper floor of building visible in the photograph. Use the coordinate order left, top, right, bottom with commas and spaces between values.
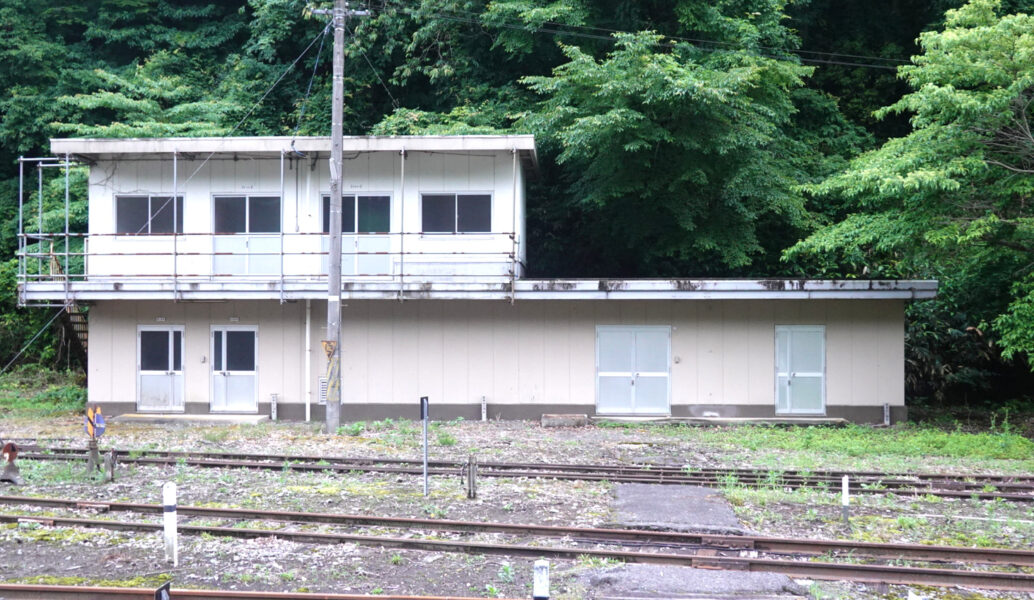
18, 135, 536, 304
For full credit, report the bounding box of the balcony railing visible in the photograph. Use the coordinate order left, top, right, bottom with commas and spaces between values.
18, 231, 522, 304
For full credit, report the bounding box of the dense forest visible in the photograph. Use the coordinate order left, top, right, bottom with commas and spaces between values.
1, 0, 1033, 414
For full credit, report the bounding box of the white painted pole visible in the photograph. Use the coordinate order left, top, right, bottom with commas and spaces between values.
163, 482, 178, 566
304, 299, 312, 422
421, 396, 429, 497
841, 475, 850, 524
533, 560, 549, 600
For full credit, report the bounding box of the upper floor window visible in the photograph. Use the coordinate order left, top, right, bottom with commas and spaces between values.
321, 195, 391, 233
213, 195, 281, 233
422, 194, 491, 233
116, 195, 183, 234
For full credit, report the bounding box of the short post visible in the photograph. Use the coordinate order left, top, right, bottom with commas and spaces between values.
481, 395, 487, 422
271, 393, 279, 421
163, 482, 179, 566
841, 475, 850, 525
420, 396, 429, 497
533, 560, 550, 600
466, 452, 478, 500
883, 403, 890, 426
104, 450, 116, 483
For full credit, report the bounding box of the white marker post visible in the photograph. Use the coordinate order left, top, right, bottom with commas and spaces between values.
420, 396, 429, 497
163, 482, 179, 566
533, 560, 550, 600
841, 475, 850, 525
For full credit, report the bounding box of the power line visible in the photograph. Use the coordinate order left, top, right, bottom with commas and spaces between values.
346, 21, 400, 109
395, 5, 905, 71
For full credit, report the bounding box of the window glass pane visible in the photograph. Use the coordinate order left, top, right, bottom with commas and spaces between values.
226, 331, 255, 371
172, 331, 182, 371
116, 196, 149, 234
140, 331, 169, 371
598, 329, 634, 372
457, 194, 491, 232
791, 329, 824, 373
634, 376, 669, 414
248, 196, 281, 233
790, 376, 824, 412
149, 197, 176, 233
634, 329, 668, 373
214, 196, 246, 233
358, 196, 390, 233
213, 331, 223, 371
598, 376, 633, 413
422, 194, 454, 232
775, 329, 789, 373
322, 196, 356, 233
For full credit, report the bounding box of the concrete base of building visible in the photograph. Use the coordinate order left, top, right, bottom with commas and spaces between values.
92, 401, 907, 425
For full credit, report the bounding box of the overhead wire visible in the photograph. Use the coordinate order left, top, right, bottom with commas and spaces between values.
346, 21, 400, 109
142, 19, 333, 233
0, 307, 68, 377
400, 5, 906, 71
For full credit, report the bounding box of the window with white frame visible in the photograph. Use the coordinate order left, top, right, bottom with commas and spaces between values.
421, 193, 491, 233
775, 325, 826, 414
116, 195, 183, 234
321, 195, 391, 233
213, 195, 281, 233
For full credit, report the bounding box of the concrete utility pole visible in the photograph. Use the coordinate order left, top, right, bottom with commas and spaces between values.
314, 0, 368, 433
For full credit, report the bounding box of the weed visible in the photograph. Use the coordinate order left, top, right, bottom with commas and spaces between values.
437, 432, 457, 447
389, 553, 403, 565
337, 422, 365, 436
497, 562, 514, 583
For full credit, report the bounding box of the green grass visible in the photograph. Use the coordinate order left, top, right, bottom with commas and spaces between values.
0, 366, 85, 417
664, 423, 1034, 462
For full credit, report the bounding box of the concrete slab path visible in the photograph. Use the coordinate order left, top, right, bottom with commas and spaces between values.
612, 483, 748, 535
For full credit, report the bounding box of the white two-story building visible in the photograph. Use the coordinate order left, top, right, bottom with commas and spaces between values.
18, 135, 936, 423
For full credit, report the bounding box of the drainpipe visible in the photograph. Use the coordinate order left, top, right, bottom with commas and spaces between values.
305, 299, 312, 422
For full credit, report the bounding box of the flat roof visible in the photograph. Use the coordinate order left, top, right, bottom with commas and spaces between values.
21, 278, 938, 302
50, 135, 538, 166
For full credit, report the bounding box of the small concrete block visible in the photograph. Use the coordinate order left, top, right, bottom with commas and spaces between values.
541, 413, 588, 428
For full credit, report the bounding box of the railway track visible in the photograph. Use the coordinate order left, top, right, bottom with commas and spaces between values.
3, 495, 1034, 591
21, 446, 1034, 501
0, 585, 517, 600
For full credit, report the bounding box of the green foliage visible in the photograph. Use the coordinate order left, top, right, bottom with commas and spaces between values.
670, 423, 1034, 461
0, 366, 85, 417
787, 0, 1034, 400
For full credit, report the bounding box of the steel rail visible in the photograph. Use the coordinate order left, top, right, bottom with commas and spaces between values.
0, 584, 514, 600
22, 451, 1034, 501
4, 513, 1033, 591
2, 495, 1032, 567
32, 446, 1034, 484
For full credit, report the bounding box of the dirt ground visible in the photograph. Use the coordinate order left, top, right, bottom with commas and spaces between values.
1, 417, 1033, 599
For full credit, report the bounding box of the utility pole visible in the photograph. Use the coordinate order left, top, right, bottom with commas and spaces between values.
313, 0, 368, 433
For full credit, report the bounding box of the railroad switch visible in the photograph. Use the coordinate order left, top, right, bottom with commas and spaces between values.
0, 442, 23, 485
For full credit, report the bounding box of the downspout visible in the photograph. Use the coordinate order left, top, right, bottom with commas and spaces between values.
279, 149, 285, 304
510, 147, 518, 304
399, 147, 406, 299
172, 150, 178, 302
305, 298, 312, 422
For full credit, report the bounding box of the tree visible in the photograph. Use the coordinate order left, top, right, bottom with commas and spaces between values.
786, 0, 1034, 391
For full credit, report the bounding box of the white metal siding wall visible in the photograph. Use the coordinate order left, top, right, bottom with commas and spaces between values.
89, 300, 304, 408
88, 299, 904, 410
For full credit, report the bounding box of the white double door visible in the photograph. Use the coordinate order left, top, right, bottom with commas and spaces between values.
137, 326, 184, 412
596, 326, 671, 415
211, 326, 258, 412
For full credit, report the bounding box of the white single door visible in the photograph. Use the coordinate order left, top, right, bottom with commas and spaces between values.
137, 327, 184, 412
211, 327, 258, 412
596, 326, 671, 415
775, 326, 826, 414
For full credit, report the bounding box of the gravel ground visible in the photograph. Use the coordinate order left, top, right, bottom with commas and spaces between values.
1, 417, 1033, 599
